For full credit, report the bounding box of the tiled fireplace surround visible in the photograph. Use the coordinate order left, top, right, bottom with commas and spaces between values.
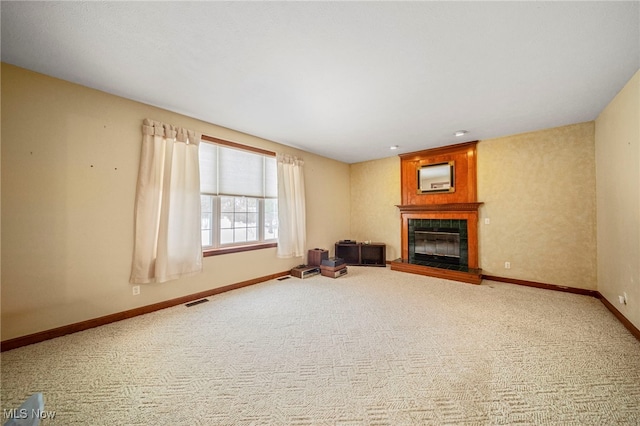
390, 141, 483, 284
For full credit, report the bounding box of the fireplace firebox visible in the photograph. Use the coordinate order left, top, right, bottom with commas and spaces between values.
414, 228, 460, 264
408, 219, 469, 268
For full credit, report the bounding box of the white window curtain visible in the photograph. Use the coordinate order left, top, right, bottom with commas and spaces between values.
130, 119, 203, 283
276, 154, 306, 258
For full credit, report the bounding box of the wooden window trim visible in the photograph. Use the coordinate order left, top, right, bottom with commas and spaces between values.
203, 242, 277, 257
201, 135, 276, 157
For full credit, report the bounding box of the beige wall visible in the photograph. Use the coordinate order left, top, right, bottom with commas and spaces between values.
1, 64, 350, 340
595, 69, 640, 330
350, 156, 401, 260
477, 122, 597, 289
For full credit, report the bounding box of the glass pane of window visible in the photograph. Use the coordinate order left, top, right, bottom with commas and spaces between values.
267, 223, 278, 240
234, 228, 247, 243
201, 212, 212, 230
220, 229, 233, 245
265, 198, 277, 214
264, 198, 278, 240
247, 212, 257, 227
200, 195, 214, 247
247, 227, 257, 241
221, 212, 233, 229
234, 212, 247, 226
202, 230, 212, 247
247, 198, 258, 212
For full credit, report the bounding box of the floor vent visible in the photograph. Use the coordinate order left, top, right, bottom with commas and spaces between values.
185, 298, 209, 307
277, 276, 291, 281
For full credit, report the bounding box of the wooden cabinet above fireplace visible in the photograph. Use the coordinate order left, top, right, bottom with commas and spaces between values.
399, 140, 478, 206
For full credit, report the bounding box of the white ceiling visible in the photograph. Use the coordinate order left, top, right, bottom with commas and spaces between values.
2, 1, 639, 164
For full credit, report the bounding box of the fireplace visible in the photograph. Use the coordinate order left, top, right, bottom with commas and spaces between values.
390, 140, 483, 284
392, 207, 481, 283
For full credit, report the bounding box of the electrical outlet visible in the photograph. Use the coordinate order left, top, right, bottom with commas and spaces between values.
484, 218, 491, 225
624, 292, 628, 304
504, 261, 511, 269
132, 285, 140, 296
619, 295, 626, 305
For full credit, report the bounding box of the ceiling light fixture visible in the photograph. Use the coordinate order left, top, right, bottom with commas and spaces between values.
454, 130, 468, 137
390, 145, 399, 150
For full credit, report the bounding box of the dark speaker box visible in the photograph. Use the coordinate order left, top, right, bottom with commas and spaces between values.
308, 248, 329, 266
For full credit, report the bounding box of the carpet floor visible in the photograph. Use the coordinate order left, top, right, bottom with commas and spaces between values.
2, 267, 639, 425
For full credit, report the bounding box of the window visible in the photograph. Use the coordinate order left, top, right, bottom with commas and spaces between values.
199, 136, 278, 254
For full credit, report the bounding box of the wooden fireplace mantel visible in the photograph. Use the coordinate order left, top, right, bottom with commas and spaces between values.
396, 203, 483, 213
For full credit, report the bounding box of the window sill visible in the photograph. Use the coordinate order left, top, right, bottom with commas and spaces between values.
203, 242, 277, 257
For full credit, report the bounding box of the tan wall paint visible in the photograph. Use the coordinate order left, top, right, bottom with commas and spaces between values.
477, 122, 597, 289
350, 156, 401, 260
595, 69, 640, 330
1, 64, 350, 340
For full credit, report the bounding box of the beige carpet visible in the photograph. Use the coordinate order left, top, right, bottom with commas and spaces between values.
2, 267, 639, 425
